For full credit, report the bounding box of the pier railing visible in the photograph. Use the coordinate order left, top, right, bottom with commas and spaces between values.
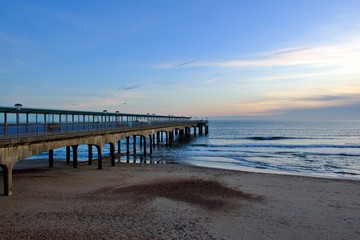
0, 120, 202, 144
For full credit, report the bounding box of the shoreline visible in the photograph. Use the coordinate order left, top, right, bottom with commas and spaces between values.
11, 157, 360, 182
1, 160, 360, 239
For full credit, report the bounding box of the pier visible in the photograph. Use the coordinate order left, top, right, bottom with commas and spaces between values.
0, 106, 208, 196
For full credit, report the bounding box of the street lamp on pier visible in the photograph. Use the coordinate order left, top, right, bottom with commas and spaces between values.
115, 111, 120, 125
103, 110, 107, 129
14, 103, 22, 138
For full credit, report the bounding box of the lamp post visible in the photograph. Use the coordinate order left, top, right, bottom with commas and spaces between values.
103, 110, 107, 129
115, 111, 120, 126
15, 103, 22, 138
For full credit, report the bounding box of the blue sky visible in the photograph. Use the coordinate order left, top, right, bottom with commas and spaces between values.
1, 0, 360, 119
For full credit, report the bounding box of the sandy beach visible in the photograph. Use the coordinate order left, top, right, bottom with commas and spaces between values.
1, 160, 359, 240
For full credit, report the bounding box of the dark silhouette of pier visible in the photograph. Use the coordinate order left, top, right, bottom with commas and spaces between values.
0, 106, 208, 196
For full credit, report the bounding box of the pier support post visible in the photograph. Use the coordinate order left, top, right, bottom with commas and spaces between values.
133, 136, 137, 155
157, 132, 160, 145
126, 137, 130, 155
1, 164, 13, 196
97, 145, 102, 169
169, 131, 174, 145
110, 143, 115, 167
179, 129, 184, 141
118, 140, 121, 154
49, 150, 54, 167
72, 145, 78, 168
66, 146, 71, 165
149, 135, 153, 154
193, 126, 197, 137
88, 144, 93, 165
166, 132, 169, 147
143, 136, 147, 156
154, 134, 156, 149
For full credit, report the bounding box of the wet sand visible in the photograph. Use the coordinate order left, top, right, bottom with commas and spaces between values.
1, 161, 360, 239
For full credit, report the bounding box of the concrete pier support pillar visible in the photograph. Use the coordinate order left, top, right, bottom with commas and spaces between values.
168, 131, 173, 146
49, 150, 54, 167
205, 125, 209, 134
157, 132, 160, 145
110, 143, 115, 167
193, 126, 197, 137
126, 137, 130, 155
166, 132, 169, 147
1, 164, 13, 196
97, 145, 102, 169
153, 134, 155, 147
88, 144, 93, 165
179, 129, 184, 141
72, 145, 78, 168
143, 136, 147, 156
199, 126, 203, 135
118, 140, 121, 154
66, 146, 71, 165
149, 135, 153, 154
133, 136, 137, 155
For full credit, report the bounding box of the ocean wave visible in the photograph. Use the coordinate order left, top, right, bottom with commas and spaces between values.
210, 136, 344, 141
334, 171, 359, 176
190, 143, 209, 147
246, 136, 298, 141
276, 152, 360, 157
199, 143, 360, 149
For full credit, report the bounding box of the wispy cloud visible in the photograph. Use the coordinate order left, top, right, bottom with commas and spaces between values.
247, 71, 335, 82
271, 47, 313, 56
228, 92, 360, 117
156, 35, 360, 71
118, 85, 140, 91
154, 59, 199, 68
177, 59, 199, 67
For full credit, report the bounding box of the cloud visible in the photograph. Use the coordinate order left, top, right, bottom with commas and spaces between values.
271, 47, 313, 56
275, 102, 360, 120
156, 35, 360, 71
301, 95, 360, 103
154, 59, 199, 68
177, 59, 199, 67
229, 92, 360, 117
118, 85, 140, 91
247, 71, 335, 82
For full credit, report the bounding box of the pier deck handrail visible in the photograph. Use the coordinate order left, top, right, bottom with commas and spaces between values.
0, 120, 202, 146
0, 106, 199, 145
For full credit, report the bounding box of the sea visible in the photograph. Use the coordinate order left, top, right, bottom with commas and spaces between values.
23, 120, 360, 180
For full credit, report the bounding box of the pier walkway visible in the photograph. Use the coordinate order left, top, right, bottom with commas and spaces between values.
0, 106, 208, 196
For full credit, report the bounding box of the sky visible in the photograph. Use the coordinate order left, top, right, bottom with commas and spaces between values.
1, 0, 360, 120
